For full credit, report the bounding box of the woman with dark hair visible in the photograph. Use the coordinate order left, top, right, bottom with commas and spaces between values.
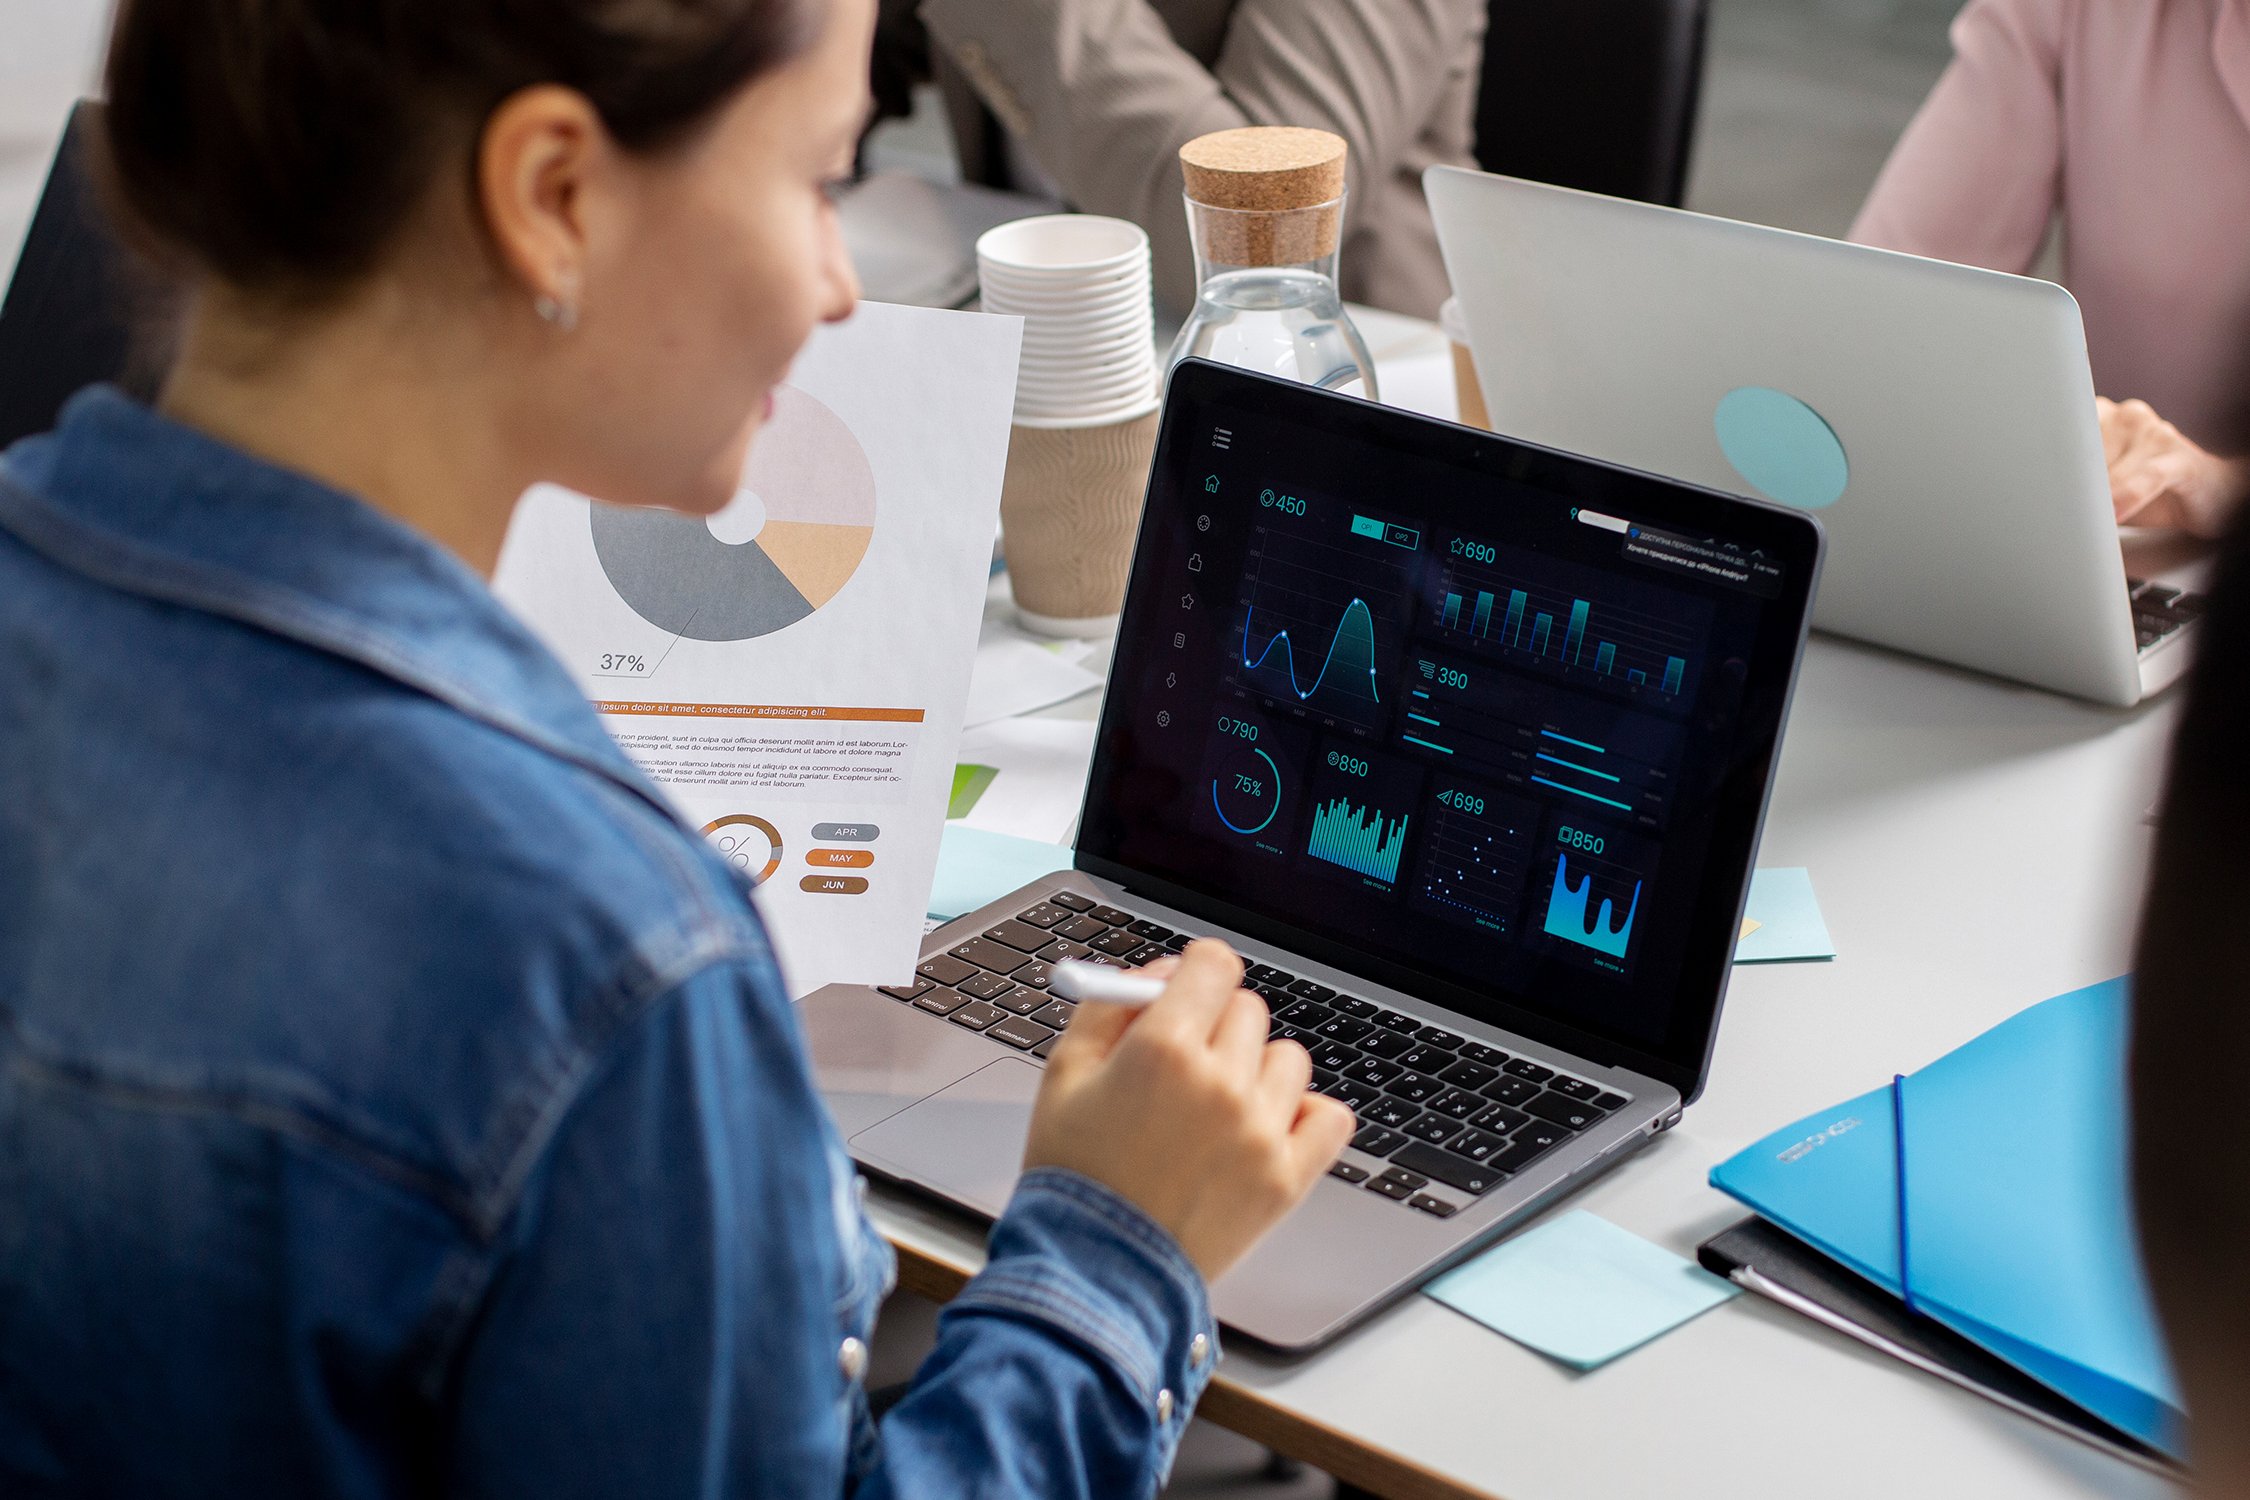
2133, 408, 2250, 1487
0, 1, 1352, 1495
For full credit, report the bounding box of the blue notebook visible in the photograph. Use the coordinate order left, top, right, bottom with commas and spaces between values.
1709, 978, 2183, 1456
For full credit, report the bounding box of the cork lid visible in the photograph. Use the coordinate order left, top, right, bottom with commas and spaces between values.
1179, 127, 1347, 212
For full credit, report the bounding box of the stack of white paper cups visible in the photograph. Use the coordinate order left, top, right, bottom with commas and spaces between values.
977, 215, 1161, 635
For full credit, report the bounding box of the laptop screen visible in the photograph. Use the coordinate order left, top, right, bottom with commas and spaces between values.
1077, 361, 1822, 1096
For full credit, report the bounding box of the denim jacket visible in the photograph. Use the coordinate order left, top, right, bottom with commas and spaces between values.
0, 389, 1219, 1498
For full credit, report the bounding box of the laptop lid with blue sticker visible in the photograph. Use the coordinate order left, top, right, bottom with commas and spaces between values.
1425, 164, 2155, 706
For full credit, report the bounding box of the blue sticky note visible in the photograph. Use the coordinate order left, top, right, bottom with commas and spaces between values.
1425, 1210, 1738, 1370
928, 825, 1072, 921
1734, 866, 1834, 964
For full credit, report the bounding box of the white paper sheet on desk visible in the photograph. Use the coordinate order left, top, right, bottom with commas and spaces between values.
951, 718, 1098, 843
492, 300, 1022, 996
963, 628, 1104, 727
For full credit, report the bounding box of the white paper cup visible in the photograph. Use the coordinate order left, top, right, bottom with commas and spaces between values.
986, 219, 1158, 632
1017, 330, 1155, 362
1018, 334, 1150, 368
981, 269, 1147, 301
979, 220, 1153, 336
1019, 341, 1152, 375
1019, 334, 1157, 365
1016, 335, 1156, 378
1020, 310, 1147, 338
982, 285, 1147, 321
1016, 341, 1156, 377
1017, 309, 1151, 347
981, 255, 1145, 288
1015, 385, 1155, 419
1004, 286, 1148, 318
1011, 390, 1162, 430
978, 215, 1148, 274
981, 261, 1142, 293
1019, 315, 1156, 350
1015, 358, 1157, 400
978, 213, 1159, 427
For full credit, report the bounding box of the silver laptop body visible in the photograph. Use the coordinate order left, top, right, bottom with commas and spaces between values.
805, 361, 1823, 1351
1427, 165, 2199, 708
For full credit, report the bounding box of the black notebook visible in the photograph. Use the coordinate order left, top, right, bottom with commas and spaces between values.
1699, 1218, 2176, 1473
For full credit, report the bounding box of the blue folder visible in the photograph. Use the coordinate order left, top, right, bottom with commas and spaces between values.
1709, 978, 2183, 1456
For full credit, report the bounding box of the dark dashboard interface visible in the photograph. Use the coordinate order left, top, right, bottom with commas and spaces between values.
1079, 363, 1821, 1089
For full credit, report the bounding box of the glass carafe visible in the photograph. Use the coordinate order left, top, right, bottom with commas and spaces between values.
1165, 193, 1379, 402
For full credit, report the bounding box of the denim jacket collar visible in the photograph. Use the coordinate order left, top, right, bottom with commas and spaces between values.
0, 386, 663, 816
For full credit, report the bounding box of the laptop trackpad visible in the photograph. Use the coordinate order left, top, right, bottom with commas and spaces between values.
849, 1058, 1043, 1220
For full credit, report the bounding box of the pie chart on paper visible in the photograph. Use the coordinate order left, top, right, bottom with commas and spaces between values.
704, 814, 785, 885
589, 384, 877, 640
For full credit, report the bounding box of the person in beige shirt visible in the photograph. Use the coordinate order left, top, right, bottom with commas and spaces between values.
878, 0, 1485, 318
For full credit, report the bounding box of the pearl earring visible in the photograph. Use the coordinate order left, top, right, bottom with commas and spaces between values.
534, 271, 581, 332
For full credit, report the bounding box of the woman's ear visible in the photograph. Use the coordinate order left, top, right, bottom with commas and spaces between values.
476, 85, 609, 325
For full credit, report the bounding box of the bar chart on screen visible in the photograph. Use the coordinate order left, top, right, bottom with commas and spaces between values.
1301, 742, 1423, 885
1307, 796, 1411, 882
1429, 543, 1711, 710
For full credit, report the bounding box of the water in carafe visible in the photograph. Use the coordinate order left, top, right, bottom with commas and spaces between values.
1166, 191, 1379, 403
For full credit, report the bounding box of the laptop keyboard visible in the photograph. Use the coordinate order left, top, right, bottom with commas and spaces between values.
2128, 577, 2207, 652
873, 890, 1634, 1219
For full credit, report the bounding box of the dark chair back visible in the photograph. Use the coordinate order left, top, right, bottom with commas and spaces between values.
0, 102, 154, 450
1474, 0, 1711, 207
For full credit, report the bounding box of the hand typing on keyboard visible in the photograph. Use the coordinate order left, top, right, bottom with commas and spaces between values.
1023, 940, 1357, 1280
2100, 396, 2250, 538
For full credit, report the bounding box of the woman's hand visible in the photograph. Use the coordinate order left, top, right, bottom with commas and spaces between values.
2099, 397, 2249, 538
1023, 940, 1356, 1282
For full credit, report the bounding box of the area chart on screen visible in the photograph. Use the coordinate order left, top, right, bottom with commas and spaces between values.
1242, 598, 1381, 706
1543, 852, 1640, 959
1227, 517, 1410, 730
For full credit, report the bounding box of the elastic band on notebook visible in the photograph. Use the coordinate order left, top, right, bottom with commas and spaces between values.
1891, 1072, 1916, 1314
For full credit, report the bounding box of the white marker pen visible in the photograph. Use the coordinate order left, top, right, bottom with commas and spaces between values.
1049, 960, 1169, 1006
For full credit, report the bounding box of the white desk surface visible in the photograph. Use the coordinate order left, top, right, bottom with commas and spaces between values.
869, 306, 2188, 1500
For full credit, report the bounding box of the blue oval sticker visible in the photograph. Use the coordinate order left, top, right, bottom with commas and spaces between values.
1713, 386, 1849, 510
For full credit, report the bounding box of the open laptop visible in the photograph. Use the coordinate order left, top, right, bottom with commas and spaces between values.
1425, 165, 2203, 708
802, 359, 1822, 1351
0, 103, 160, 450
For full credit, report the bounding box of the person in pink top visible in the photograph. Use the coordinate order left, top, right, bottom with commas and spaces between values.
1852, 0, 2250, 537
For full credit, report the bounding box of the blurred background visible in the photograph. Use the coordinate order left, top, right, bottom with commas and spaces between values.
2, 0, 1969, 288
